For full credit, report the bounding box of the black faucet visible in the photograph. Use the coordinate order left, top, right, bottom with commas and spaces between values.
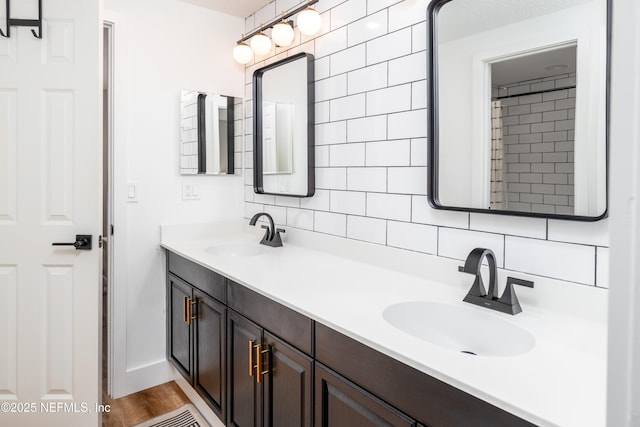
459, 248, 534, 315
249, 212, 285, 247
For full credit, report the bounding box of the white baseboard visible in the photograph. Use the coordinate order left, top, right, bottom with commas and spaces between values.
124, 359, 174, 396
171, 366, 225, 427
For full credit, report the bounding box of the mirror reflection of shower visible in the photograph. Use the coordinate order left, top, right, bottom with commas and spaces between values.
262, 101, 294, 175
490, 45, 577, 215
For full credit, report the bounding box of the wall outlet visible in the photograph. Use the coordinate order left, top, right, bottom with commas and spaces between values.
182, 182, 201, 200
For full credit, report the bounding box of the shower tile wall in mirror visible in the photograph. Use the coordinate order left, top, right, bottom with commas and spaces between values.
180, 90, 242, 175
428, 0, 609, 220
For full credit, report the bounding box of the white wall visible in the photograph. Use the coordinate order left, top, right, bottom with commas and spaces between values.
242, 0, 609, 289
607, 0, 640, 424
104, 0, 244, 397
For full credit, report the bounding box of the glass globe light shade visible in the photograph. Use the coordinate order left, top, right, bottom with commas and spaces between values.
250, 32, 272, 56
271, 21, 295, 47
232, 42, 253, 65
297, 7, 322, 36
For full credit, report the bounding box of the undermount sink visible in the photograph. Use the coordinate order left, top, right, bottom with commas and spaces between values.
204, 242, 269, 257
383, 301, 535, 357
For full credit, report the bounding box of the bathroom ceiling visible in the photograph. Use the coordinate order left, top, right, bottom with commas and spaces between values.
179, 0, 272, 18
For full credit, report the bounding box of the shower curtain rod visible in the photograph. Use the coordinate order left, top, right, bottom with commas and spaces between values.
494, 85, 576, 100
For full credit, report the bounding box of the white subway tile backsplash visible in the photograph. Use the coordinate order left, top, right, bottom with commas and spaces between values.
366, 140, 410, 166
347, 115, 387, 142
505, 237, 595, 285
347, 215, 387, 244
301, 189, 330, 211
348, 10, 387, 47
439, 228, 505, 267
347, 167, 387, 192
388, 109, 427, 139
411, 196, 469, 228
412, 21, 426, 52
330, 190, 366, 215
330, 93, 366, 121
275, 196, 301, 208
316, 74, 347, 102
596, 247, 609, 288
366, 28, 412, 65
254, 193, 276, 205
367, 193, 411, 221
412, 80, 427, 109
265, 205, 287, 226
388, 52, 426, 85
387, 221, 437, 254
241, 0, 608, 290
315, 56, 331, 80
347, 62, 388, 95
316, 167, 347, 190
470, 213, 546, 239
330, 143, 366, 166
367, 0, 402, 14
255, 2, 276, 27
316, 145, 330, 167
244, 202, 263, 219
547, 219, 609, 246
315, 27, 347, 58
330, 44, 366, 75
388, 167, 427, 195
410, 138, 427, 166
331, 0, 367, 30
314, 211, 347, 236
316, 121, 347, 145
367, 84, 412, 116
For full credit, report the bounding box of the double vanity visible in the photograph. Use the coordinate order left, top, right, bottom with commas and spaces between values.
161, 221, 606, 427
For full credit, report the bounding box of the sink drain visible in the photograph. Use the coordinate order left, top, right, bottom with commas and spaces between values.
460, 350, 477, 356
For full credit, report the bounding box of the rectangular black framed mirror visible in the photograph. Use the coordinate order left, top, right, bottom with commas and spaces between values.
427, 0, 610, 221
180, 90, 238, 175
253, 52, 315, 197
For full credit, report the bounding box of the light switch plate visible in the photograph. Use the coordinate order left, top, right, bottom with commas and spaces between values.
182, 181, 201, 200
127, 181, 138, 203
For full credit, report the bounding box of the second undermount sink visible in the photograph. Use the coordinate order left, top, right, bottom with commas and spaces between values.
204, 242, 270, 257
383, 301, 535, 357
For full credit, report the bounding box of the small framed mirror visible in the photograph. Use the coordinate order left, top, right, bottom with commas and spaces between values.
253, 52, 315, 197
428, 0, 610, 220
180, 90, 240, 175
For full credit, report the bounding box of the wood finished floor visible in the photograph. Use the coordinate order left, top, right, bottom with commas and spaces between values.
102, 381, 191, 427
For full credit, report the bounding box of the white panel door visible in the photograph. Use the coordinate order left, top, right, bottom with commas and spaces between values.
0, 0, 101, 425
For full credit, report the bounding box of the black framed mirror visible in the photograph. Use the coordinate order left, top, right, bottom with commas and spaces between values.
253, 52, 315, 197
427, 0, 610, 221
180, 90, 238, 175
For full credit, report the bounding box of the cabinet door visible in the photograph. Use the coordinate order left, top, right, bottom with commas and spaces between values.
315, 363, 416, 427
168, 275, 192, 380
193, 290, 226, 420
263, 332, 312, 427
227, 310, 263, 427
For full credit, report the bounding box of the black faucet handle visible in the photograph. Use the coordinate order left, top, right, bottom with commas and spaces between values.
497, 277, 534, 315
458, 266, 465, 273
276, 228, 285, 234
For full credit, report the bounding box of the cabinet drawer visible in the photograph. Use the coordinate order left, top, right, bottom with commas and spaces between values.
168, 251, 225, 303
315, 323, 536, 427
227, 280, 313, 355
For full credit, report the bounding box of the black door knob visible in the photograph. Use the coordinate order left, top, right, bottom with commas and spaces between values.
52, 235, 93, 251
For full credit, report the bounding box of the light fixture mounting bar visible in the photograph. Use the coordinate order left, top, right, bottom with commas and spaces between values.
237, 0, 319, 43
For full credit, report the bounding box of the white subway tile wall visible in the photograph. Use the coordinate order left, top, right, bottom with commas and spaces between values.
242, 0, 609, 287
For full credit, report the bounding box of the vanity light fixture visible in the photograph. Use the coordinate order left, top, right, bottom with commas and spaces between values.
232, 0, 321, 65
271, 14, 295, 47
250, 25, 272, 56
232, 35, 254, 65
297, 2, 322, 36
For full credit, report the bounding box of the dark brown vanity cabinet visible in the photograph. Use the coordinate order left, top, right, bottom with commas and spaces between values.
226, 281, 313, 427
167, 253, 226, 421
315, 363, 417, 427
166, 250, 535, 427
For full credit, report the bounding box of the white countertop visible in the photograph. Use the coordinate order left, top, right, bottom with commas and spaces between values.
160, 221, 607, 427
